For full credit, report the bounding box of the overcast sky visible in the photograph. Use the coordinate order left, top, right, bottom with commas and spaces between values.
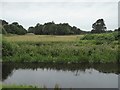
0, 0, 119, 31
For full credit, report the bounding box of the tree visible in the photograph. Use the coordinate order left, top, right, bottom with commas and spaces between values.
71, 26, 82, 34
0, 25, 7, 34
28, 26, 34, 33
34, 23, 43, 35
43, 22, 56, 35
2, 27, 7, 34
115, 27, 120, 31
91, 19, 107, 33
0, 20, 8, 34
0, 19, 8, 25
12, 22, 19, 25
28, 21, 82, 35
3, 21, 27, 35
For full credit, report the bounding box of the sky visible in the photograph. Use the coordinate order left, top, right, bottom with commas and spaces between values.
0, 0, 119, 31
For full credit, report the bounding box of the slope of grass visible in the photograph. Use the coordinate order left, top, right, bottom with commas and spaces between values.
2, 32, 119, 63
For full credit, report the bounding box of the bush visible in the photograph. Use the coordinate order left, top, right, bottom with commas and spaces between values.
2, 40, 16, 57
113, 32, 120, 40
81, 33, 116, 44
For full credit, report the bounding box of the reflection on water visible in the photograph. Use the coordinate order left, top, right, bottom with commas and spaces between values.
2, 63, 119, 88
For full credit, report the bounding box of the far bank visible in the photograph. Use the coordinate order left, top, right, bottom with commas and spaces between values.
2, 32, 119, 63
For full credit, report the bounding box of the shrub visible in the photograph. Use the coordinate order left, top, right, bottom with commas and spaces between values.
81, 33, 116, 44
2, 40, 15, 56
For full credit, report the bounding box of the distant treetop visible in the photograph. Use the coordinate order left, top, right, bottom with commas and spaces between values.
91, 19, 107, 33
0, 19, 27, 35
28, 21, 85, 35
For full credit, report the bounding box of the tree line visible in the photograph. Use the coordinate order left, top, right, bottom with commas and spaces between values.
28, 21, 86, 35
0, 19, 119, 35
0, 20, 27, 35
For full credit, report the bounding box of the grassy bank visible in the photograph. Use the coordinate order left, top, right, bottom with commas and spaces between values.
2, 84, 35, 88
2, 32, 119, 63
2, 84, 67, 90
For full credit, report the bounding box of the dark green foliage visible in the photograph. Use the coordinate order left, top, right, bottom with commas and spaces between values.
0, 19, 8, 34
0, 25, 7, 34
113, 32, 120, 40
43, 22, 57, 35
2, 40, 15, 56
28, 26, 34, 33
1, 19, 8, 25
81, 33, 117, 44
91, 19, 107, 33
118, 46, 120, 63
4, 23, 27, 35
113, 28, 120, 40
114, 27, 120, 32
0, 19, 27, 35
28, 22, 83, 35
2, 28, 7, 34
34, 24, 43, 35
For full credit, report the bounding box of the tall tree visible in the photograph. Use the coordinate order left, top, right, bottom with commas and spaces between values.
28, 26, 34, 33
0, 20, 8, 34
34, 23, 43, 35
91, 19, 107, 33
3, 21, 27, 35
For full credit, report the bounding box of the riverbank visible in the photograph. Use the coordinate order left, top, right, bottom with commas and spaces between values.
2, 32, 119, 63
2, 84, 61, 90
2, 84, 70, 90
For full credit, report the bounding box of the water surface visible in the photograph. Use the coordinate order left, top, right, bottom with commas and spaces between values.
2, 63, 119, 88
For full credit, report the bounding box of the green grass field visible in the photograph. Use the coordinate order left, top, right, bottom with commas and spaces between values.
2, 32, 119, 63
1, 84, 66, 90
4, 34, 83, 42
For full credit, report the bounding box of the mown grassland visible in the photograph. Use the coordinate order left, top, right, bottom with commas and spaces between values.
2, 32, 119, 63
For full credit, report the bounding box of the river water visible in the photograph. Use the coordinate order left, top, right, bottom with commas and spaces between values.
2, 63, 119, 88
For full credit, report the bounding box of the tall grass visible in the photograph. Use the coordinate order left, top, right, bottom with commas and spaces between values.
2, 84, 72, 90
2, 32, 119, 63
4, 34, 82, 42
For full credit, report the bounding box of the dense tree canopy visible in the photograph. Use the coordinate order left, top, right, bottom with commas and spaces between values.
0, 26, 7, 34
28, 22, 84, 35
0, 19, 27, 35
28, 26, 34, 33
1, 19, 118, 35
91, 19, 107, 33
0, 19, 8, 34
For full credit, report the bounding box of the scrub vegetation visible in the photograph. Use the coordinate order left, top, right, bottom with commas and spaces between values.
2, 31, 119, 63
1, 19, 120, 63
